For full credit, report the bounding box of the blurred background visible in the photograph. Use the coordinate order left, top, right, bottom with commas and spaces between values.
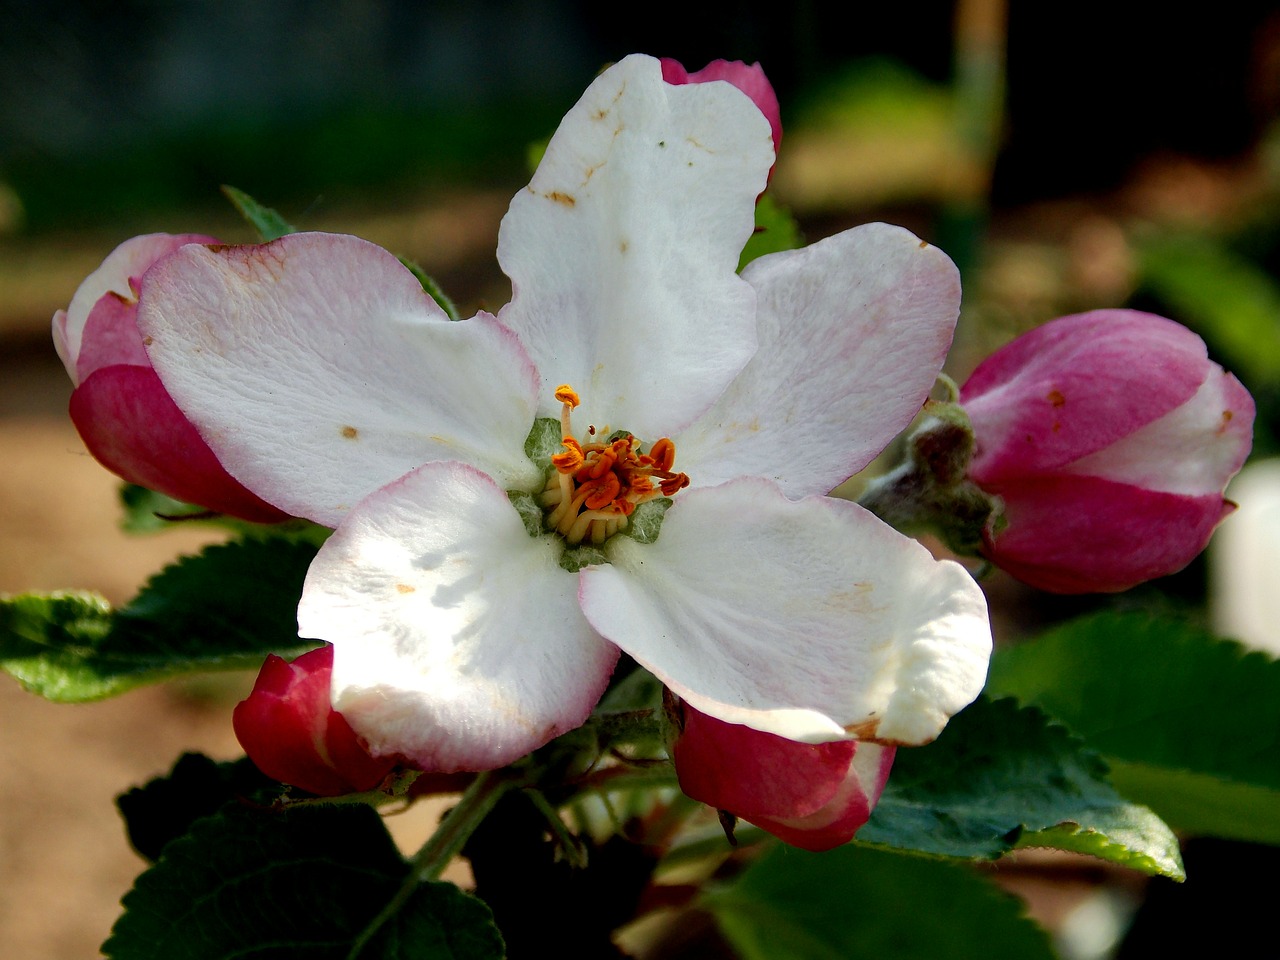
2, 1, 1279, 956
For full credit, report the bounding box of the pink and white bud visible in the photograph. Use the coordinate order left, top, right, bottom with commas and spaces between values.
53, 234, 287, 523
960, 309, 1255, 593
233, 645, 398, 796
672, 701, 894, 852
660, 58, 782, 161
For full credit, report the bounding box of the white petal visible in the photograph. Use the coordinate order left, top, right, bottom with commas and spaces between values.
300, 461, 619, 772
677, 224, 961, 496
139, 233, 542, 527
580, 478, 990, 745
497, 53, 771, 437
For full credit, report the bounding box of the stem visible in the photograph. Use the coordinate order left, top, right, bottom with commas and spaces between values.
346, 770, 517, 959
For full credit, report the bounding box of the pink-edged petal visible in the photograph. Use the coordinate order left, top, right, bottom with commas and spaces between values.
1064, 366, 1255, 496
69, 365, 288, 523
139, 233, 542, 528
75, 292, 151, 382
961, 310, 1209, 483
673, 702, 853, 821
496, 53, 772, 437
55, 233, 218, 381
981, 473, 1235, 594
752, 741, 895, 852
580, 478, 991, 746
677, 224, 961, 496
299, 461, 620, 772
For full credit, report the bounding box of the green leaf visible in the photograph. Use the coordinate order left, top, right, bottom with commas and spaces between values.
399, 257, 460, 321
859, 696, 1183, 878
0, 538, 320, 700
704, 844, 1054, 960
116, 753, 282, 862
119, 484, 217, 532
988, 610, 1280, 844
738, 193, 803, 271
221, 184, 297, 241
103, 804, 503, 960
1136, 231, 1280, 386
360, 882, 507, 960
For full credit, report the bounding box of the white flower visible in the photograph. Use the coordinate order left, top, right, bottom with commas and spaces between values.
138, 55, 991, 771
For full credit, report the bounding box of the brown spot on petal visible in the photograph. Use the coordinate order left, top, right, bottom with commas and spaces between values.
395, 583, 415, 594
919, 239, 929, 248
847, 717, 881, 740
619, 240, 629, 254
1047, 389, 1066, 407
545, 191, 576, 207
341, 425, 358, 439
142, 336, 153, 346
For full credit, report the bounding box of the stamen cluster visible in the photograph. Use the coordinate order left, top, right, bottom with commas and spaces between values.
541, 385, 690, 545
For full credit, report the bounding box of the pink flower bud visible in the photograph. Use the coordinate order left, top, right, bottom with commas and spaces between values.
960, 309, 1255, 593
233, 645, 398, 796
672, 702, 894, 852
660, 58, 782, 160
53, 234, 287, 523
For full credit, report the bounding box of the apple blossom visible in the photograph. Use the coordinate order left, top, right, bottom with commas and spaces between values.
672, 700, 894, 852
52, 234, 288, 523
234, 645, 397, 796
960, 309, 1254, 593
137, 55, 992, 773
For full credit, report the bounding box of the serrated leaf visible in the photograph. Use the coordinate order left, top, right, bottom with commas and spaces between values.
704, 844, 1054, 960
221, 184, 297, 241
361, 882, 506, 960
116, 753, 282, 861
0, 538, 319, 700
858, 696, 1183, 878
738, 193, 803, 271
103, 804, 503, 960
988, 611, 1280, 844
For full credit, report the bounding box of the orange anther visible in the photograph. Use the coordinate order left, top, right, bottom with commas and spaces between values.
649, 438, 677, 472
551, 437, 585, 473
583, 473, 622, 510
660, 473, 690, 496
587, 449, 617, 480
554, 384, 581, 408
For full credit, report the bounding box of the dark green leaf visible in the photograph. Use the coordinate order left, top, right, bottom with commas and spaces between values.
221, 185, 297, 241
859, 696, 1183, 878
103, 804, 503, 960
738, 193, 803, 271
988, 611, 1280, 843
116, 753, 282, 861
704, 843, 1054, 960
361, 882, 506, 960
0, 538, 319, 700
